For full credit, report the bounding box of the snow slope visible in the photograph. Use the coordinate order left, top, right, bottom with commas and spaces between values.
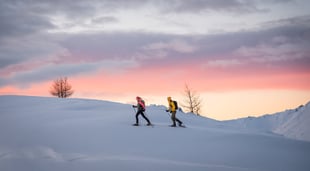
224, 102, 310, 142
0, 95, 310, 171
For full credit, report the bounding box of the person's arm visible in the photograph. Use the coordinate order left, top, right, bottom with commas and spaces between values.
166, 101, 173, 112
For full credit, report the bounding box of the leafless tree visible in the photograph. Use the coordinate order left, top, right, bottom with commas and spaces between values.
50, 77, 74, 98
182, 83, 202, 115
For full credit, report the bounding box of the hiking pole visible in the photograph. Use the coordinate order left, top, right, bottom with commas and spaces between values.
165, 110, 171, 118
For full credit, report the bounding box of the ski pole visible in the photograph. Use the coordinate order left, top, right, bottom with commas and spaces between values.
165, 110, 171, 118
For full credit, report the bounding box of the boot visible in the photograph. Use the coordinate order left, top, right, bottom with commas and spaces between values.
178, 122, 183, 127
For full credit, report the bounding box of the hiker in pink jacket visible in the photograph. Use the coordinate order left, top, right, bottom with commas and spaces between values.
132, 96, 152, 126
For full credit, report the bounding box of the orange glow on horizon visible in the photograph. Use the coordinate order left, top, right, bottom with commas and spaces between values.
0, 65, 309, 120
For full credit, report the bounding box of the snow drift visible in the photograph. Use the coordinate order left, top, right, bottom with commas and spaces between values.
224, 102, 310, 142
0, 95, 309, 171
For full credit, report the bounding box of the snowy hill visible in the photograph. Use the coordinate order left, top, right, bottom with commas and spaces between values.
224, 102, 310, 142
0, 95, 310, 171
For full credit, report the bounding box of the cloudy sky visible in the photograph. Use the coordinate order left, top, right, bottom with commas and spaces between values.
1, 0, 310, 120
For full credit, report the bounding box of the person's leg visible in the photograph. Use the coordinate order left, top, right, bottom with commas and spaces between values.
141, 112, 151, 124
175, 117, 183, 125
173, 111, 181, 125
170, 111, 176, 126
135, 111, 140, 124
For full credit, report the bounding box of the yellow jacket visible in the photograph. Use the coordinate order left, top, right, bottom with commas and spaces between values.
167, 97, 176, 112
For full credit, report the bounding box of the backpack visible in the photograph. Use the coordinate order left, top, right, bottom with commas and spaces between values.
173, 100, 178, 110
140, 100, 146, 111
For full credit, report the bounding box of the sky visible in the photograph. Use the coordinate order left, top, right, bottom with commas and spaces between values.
0, 0, 310, 120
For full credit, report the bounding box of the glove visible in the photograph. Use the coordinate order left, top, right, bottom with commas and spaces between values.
166, 110, 169, 112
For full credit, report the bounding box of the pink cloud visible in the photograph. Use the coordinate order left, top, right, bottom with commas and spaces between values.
1, 56, 309, 99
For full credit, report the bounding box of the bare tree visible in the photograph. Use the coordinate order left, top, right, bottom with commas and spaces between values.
50, 77, 74, 98
182, 83, 202, 115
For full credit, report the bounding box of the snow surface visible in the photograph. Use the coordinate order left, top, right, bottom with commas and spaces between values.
0, 95, 310, 171
224, 102, 310, 142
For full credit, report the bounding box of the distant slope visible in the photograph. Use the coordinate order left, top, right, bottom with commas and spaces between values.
224, 102, 310, 142
273, 102, 310, 141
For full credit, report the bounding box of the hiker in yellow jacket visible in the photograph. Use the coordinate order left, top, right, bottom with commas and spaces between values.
166, 97, 183, 127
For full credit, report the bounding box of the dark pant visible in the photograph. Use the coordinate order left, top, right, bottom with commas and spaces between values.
171, 111, 182, 126
136, 110, 151, 124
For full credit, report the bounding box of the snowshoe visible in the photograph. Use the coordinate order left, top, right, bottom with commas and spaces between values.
179, 123, 186, 128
